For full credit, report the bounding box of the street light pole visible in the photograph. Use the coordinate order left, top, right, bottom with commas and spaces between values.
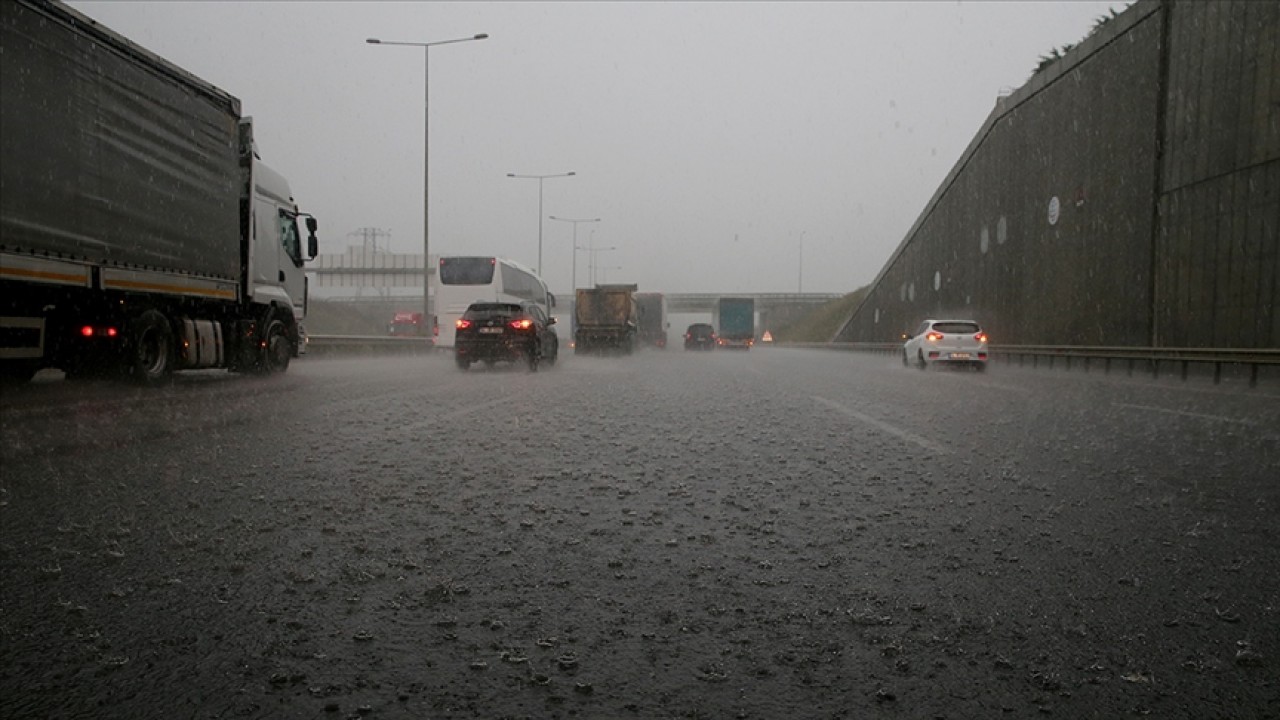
798, 230, 805, 293
367, 32, 488, 329
507, 172, 575, 276
549, 215, 600, 291
587, 245, 617, 286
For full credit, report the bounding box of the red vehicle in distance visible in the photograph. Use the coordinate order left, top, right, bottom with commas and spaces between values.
388, 312, 429, 338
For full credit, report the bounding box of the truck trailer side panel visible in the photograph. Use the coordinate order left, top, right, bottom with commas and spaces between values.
0, 0, 242, 281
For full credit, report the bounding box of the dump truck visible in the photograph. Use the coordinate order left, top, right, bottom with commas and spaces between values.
0, 0, 317, 383
574, 284, 637, 354
716, 297, 755, 350
635, 292, 668, 349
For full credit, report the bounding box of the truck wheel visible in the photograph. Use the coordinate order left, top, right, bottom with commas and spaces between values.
126, 310, 174, 383
259, 319, 292, 374
0, 362, 39, 385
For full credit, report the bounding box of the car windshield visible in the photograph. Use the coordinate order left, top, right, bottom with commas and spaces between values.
5, 2, 1276, 719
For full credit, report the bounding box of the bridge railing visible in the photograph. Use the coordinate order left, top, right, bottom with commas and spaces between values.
780, 342, 1280, 388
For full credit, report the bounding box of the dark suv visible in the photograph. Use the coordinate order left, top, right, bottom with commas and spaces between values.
454, 302, 558, 371
683, 323, 716, 351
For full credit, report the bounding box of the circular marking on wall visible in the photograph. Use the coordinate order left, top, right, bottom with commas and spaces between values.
997, 215, 1008, 244
980, 226, 990, 254
933, 271, 941, 291
1048, 196, 1060, 226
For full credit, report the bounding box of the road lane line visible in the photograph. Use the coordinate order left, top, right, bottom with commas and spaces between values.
1112, 402, 1258, 426
812, 396, 950, 454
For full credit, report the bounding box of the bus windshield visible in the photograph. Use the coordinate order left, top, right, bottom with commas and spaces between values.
439, 257, 495, 285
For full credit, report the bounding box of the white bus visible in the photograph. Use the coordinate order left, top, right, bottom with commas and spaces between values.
434, 256, 556, 348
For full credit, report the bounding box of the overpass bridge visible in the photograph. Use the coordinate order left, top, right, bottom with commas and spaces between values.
552, 292, 841, 314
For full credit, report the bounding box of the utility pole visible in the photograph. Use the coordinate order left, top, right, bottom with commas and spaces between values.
348, 227, 392, 254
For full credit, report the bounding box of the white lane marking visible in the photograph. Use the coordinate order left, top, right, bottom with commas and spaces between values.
812, 396, 950, 454
1113, 402, 1258, 426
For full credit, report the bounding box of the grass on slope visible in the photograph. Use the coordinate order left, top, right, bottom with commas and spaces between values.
772, 286, 869, 344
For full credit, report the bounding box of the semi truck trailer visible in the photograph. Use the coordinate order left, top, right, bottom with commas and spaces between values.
635, 292, 668, 349
0, 0, 318, 383
716, 297, 755, 350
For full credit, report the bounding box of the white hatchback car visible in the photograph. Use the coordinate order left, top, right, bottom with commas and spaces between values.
902, 319, 989, 371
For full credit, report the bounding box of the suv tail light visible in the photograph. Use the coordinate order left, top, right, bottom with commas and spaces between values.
509, 318, 534, 331
455, 319, 472, 330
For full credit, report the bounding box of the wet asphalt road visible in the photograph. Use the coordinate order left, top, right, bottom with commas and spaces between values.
1, 348, 1278, 720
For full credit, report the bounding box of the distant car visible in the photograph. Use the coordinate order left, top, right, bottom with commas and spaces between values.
684, 323, 716, 351
454, 301, 558, 371
903, 319, 988, 370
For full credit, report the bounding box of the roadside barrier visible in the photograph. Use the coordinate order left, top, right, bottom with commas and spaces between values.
779, 342, 1279, 388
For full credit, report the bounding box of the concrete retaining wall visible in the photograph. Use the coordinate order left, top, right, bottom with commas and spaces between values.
836, 0, 1279, 349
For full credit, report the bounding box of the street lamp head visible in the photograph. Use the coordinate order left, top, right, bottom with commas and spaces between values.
474, 33, 489, 40
366, 38, 381, 44
567, 172, 577, 177
506, 173, 516, 177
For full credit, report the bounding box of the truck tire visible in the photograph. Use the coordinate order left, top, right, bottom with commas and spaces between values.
0, 362, 39, 385
125, 310, 175, 383
258, 318, 292, 374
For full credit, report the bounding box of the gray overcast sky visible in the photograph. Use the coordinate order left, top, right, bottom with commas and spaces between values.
70, 1, 1124, 296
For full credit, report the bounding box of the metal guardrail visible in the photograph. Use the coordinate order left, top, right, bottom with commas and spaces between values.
780, 342, 1280, 387
305, 334, 434, 353
990, 345, 1279, 387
